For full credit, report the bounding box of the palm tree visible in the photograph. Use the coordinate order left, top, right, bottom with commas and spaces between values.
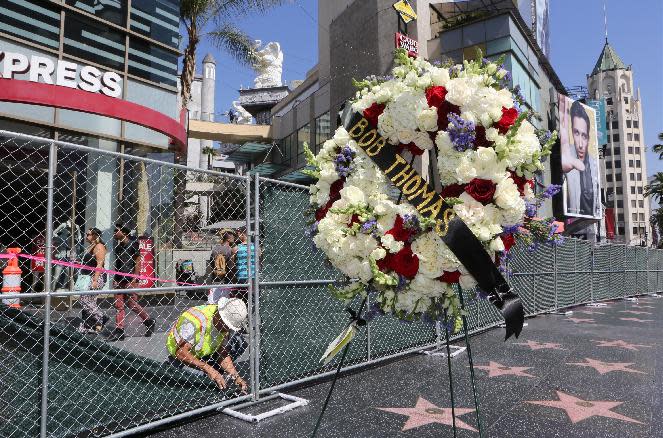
179, 0, 284, 107
651, 132, 663, 159
644, 173, 663, 204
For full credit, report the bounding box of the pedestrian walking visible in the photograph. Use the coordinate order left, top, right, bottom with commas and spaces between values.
107, 223, 155, 341
76, 227, 109, 333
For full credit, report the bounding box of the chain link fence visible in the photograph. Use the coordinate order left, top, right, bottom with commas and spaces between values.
0, 129, 661, 437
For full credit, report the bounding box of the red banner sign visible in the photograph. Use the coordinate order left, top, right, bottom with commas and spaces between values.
395, 32, 418, 57
605, 208, 615, 239
31, 234, 46, 273
138, 237, 155, 288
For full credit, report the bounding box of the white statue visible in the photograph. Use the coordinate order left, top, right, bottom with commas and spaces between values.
231, 101, 253, 124
252, 40, 283, 88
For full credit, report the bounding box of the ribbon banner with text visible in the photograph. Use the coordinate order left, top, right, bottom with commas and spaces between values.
346, 113, 524, 339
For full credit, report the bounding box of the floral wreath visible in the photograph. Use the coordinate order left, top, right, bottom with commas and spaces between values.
305, 50, 561, 321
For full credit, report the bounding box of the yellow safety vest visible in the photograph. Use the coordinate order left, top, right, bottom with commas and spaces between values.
166, 305, 226, 358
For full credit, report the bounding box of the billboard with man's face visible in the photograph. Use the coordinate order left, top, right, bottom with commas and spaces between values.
559, 93, 602, 219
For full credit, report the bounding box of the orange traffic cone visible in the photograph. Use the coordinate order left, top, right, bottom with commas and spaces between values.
2, 247, 22, 308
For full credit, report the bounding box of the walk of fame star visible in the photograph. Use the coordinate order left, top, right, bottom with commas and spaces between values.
473, 361, 534, 377
592, 339, 652, 351
514, 340, 565, 350
376, 397, 477, 432
526, 391, 643, 424
566, 358, 646, 375
619, 310, 653, 315
566, 317, 595, 323
619, 317, 654, 323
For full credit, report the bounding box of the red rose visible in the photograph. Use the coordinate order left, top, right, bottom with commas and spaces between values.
363, 102, 385, 127
425, 86, 448, 108
437, 101, 461, 130
501, 233, 516, 251
509, 171, 533, 196
495, 107, 518, 134
465, 178, 496, 205
376, 252, 394, 272
385, 215, 416, 242
440, 183, 466, 198
397, 142, 424, 156
315, 178, 345, 221
474, 125, 491, 148
391, 246, 419, 279
438, 270, 461, 284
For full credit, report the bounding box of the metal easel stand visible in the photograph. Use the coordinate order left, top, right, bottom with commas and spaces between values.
419, 321, 466, 358
221, 392, 309, 423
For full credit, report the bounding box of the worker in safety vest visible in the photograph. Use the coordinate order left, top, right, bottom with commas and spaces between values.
166, 297, 248, 393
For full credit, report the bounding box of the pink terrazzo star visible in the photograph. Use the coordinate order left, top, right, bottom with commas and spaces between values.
592, 339, 652, 351
566, 358, 646, 375
619, 310, 653, 315
566, 317, 595, 324
576, 310, 605, 315
526, 391, 643, 424
473, 361, 535, 377
514, 340, 565, 350
619, 317, 654, 323
376, 397, 477, 432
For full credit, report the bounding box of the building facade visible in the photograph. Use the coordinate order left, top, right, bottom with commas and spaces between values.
587, 41, 650, 245
0, 0, 184, 267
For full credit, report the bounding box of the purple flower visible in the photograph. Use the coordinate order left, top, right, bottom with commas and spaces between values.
305, 221, 318, 238
334, 145, 355, 178
525, 202, 537, 218
360, 219, 377, 235
447, 113, 476, 152
402, 214, 421, 232
502, 224, 522, 235
542, 184, 562, 199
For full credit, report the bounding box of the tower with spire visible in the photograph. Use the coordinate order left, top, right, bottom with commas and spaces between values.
587, 40, 649, 245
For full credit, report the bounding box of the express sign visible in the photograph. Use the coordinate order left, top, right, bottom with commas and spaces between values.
395, 33, 418, 57
0, 51, 122, 98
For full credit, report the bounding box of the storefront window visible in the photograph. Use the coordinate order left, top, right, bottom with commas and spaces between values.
65, 0, 127, 26
64, 13, 126, 71
0, 0, 60, 48
315, 112, 331, 152
128, 37, 178, 87
130, 0, 180, 48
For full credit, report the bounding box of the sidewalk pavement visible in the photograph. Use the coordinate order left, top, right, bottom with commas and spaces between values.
148, 295, 663, 438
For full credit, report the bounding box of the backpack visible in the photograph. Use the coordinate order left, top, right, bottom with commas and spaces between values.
212, 252, 227, 277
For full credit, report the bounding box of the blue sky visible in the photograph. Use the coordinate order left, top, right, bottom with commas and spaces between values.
195, 0, 662, 173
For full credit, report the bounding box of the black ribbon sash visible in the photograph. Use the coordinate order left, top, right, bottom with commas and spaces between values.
345, 113, 524, 339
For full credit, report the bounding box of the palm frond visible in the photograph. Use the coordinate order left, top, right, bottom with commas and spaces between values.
207, 24, 258, 66
210, 0, 286, 19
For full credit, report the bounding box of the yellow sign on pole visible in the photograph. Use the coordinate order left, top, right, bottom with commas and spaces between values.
392, 0, 417, 24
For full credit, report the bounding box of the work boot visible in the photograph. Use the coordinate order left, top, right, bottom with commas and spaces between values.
144, 318, 156, 337
107, 328, 125, 342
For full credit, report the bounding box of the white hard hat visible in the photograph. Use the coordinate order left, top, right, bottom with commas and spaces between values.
217, 297, 248, 332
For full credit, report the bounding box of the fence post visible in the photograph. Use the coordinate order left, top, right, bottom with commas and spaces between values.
40, 141, 57, 438
252, 173, 262, 400
245, 172, 257, 401
553, 243, 558, 310
590, 240, 595, 303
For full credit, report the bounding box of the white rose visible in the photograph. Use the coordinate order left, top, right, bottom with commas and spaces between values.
489, 237, 505, 252
430, 66, 450, 86
340, 185, 366, 206
417, 107, 438, 132
333, 127, 350, 147
381, 234, 404, 253
371, 247, 387, 260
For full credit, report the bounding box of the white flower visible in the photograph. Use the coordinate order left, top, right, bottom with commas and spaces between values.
381, 234, 404, 253
340, 185, 366, 206
371, 247, 387, 260
417, 107, 438, 132
430, 66, 450, 86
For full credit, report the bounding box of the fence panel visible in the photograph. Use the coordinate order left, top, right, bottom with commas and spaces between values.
1, 130, 662, 437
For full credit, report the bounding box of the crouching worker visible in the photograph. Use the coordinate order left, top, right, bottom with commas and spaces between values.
166, 297, 249, 393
